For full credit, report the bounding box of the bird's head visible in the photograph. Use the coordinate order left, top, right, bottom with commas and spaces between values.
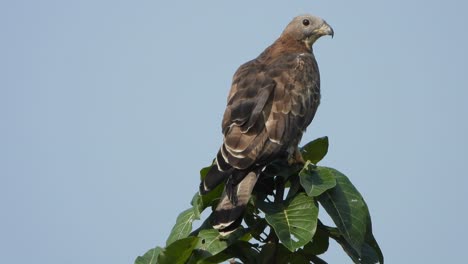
282, 14, 334, 50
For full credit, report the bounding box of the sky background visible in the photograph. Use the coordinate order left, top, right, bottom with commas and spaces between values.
1, 0, 467, 263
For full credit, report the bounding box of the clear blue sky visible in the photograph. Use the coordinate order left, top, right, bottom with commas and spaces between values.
1, 0, 467, 263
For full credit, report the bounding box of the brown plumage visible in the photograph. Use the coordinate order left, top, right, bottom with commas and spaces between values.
200, 14, 334, 232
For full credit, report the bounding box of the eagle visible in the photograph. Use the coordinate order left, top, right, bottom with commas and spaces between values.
200, 14, 333, 232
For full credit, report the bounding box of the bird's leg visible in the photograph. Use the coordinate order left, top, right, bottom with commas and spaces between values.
225, 177, 238, 205
288, 148, 305, 166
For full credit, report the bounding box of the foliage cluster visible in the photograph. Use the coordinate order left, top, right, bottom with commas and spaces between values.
136, 137, 383, 264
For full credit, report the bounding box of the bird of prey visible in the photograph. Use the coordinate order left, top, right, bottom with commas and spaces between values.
200, 14, 333, 233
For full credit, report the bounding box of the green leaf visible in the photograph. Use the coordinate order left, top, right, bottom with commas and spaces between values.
361, 214, 384, 264
191, 194, 203, 218
137, 140, 385, 264
158, 237, 199, 264
259, 243, 308, 264
194, 253, 230, 264
300, 136, 329, 164
199, 165, 212, 181
223, 241, 259, 264
317, 167, 383, 263
188, 228, 250, 263
196, 241, 258, 264
303, 226, 329, 256
317, 167, 366, 255
360, 242, 382, 264
195, 229, 230, 257
258, 193, 319, 252
324, 226, 363, 263
278, 243, 310, 264
135, 247, 163, 264
194, 186, 223, 217
166, 208, 198, 246
299, 161, 336, 197
195, 166, 224, 217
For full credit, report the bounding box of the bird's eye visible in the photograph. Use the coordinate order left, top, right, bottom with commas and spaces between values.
302, 19, 310, 26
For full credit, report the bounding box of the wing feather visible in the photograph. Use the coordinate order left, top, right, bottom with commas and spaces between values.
219, 53, 320, 170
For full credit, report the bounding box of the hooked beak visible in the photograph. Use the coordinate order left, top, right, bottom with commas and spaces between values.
316, 22, 334, 38
303, 20, 334, 49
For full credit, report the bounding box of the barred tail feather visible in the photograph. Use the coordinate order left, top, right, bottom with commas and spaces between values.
212, 171, 258, 233
200, 161, 232, 195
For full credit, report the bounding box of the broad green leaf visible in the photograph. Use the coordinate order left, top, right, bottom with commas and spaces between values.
318, 167, 383, 263
189, 228, 249, 263
260, 243, 308, 264
299, 161, 336, 197
335, 230, 384, 264
194, 253, 230, 264
361, 214, 384, 264
199, 165, 211, 180
189, 214, 217, 238
324, 226, 363, 263
300, 136, 329, 164
258, 193, 319, 252
303, 226, 329, 256
317, 167, 366, 255
195, 166, 224, 217
277, 249, 308, 264
196, 241, 258, 264
195, 229, 230, 257
168, 165, 221, 245
166, 208, 198, 246
360, 243, 382, 264
222, 241, 259, 264
135, 247, 163, 264
191, 194, 203, 218
193, 186, 223, 217
195, 228, 248, 256
158, 237, 199, 264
